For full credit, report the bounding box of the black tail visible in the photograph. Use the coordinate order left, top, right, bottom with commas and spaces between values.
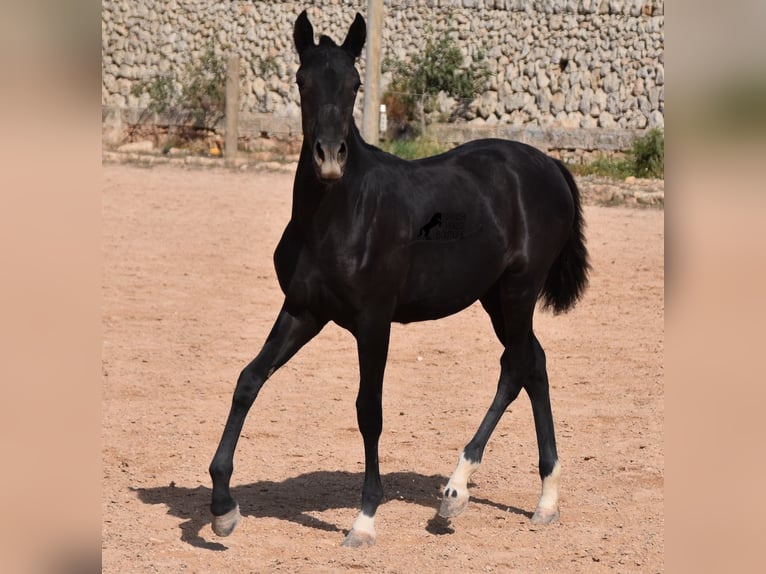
541, 160, 591, 314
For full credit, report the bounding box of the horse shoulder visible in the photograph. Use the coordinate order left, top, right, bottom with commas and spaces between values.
273, 221, 327, 310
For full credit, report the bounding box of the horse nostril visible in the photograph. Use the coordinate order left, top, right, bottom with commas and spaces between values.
315, 141, 325, 162
338, 142, 347, 163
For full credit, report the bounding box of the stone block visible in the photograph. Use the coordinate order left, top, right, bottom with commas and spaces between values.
117, 140, 154, 153
598, 111, 616, 128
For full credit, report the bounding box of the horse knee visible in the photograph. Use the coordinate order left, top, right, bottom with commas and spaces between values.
232, 365, 264, 407
356, 392, 382, 421
356, 408, 382, 438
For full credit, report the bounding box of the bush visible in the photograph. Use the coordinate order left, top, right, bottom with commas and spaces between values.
380, 136, 448, 160
568, 129, 664, 180
383, 29, 489, 137
131, 45, 226, 134
568, 155, 634, 180
628, 127, 664, 179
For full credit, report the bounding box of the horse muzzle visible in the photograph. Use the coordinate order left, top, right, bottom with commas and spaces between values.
313, 139, 348, 181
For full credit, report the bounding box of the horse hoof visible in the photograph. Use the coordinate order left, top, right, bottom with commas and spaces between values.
211, 503, 241, 537
438, 487, 469, 518
341, 529, 376, 548
531, 506, 559, 525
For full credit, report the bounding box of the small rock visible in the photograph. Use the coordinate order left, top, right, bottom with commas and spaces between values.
635, 191, 664, 206
117, 140, 154, 153
478, 91, 498, 119
598, 111, 616, 128
648, 110, 664, 128
435, 91, 456, 116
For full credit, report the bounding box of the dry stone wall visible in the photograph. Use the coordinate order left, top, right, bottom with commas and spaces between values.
102, 0, 664, 149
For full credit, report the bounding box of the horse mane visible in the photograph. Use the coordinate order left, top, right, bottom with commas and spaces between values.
318, 35, 337, 47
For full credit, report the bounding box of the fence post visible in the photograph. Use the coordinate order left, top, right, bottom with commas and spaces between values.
225, 55, 239, 167
362, 0, 383, 144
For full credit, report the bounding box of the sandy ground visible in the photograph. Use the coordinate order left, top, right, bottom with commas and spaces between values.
102, 163, 663, 573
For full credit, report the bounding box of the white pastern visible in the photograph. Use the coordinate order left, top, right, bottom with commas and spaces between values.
341, 511, 377, 547
537, 460, 561, 510
445, 451, 481, 495
438, 451, 481, 517
531, 460, 561, 524
350, 511, 376, 537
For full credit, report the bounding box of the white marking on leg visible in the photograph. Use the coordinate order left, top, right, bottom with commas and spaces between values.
537, 460, 561, 510
350, 511, 376, 537
446, 451, 481, 494
342, 511, 377, 546
531, 460, 561, 524
439, 451, 481, 517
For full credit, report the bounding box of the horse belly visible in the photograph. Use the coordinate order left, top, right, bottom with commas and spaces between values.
393, 237, 507, 323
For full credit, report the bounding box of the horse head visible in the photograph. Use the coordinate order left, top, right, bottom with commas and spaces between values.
293, 11, 366, 181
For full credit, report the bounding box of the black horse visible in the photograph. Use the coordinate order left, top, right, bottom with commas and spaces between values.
209, 11, 589, 547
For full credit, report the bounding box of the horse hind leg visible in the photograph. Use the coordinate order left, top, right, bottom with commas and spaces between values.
526, 334, 561, 524
440, 289, 561, 525
439, 291, 530, 518
439, 345, 525, 518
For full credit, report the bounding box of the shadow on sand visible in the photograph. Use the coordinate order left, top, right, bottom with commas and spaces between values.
134, 469, 531, 550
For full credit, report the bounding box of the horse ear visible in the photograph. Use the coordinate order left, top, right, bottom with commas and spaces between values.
294, 10, 315, 56
341, 13, 366, 59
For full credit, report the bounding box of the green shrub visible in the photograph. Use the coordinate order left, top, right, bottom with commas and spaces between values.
568, 129, 664, 180
133, 74, 177, 116
131, 44, 226, 131
628, 127, 664, 179
380, 136, 448, 160
568, 155, 634, 179
383, 28, 489, 136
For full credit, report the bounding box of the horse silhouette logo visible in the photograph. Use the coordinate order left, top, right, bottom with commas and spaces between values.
418, 212, 442, 240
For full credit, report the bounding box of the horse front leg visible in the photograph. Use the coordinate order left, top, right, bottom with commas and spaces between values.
209, 305, 325, 537
342, 319, 391, 548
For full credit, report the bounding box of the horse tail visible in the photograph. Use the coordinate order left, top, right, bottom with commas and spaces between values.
540, 159, 591, 314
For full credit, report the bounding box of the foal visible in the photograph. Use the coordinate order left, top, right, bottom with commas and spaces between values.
209, 11, 589, 547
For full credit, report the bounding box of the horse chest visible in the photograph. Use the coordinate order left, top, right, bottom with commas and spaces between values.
274, 225, 392, 319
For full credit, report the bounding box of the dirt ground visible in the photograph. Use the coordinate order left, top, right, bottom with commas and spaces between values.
102, 163, 663, 573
